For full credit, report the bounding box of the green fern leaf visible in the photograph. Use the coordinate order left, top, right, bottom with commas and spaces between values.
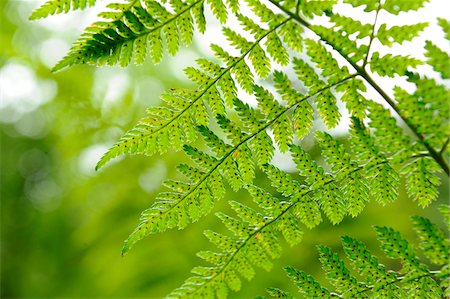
315, 89, 341, 129
191, 1, 206, 33
395, 85, 447, 149
329, 13, 372, 39
249, 44, 271, 78
350, 118, 399, 205
265, 32, 289, 66
317, 245, 367, 296
425, 40, 450, 79
336, 77, 367, 119
342, 236, 401, 295
305, 39, 351, 84
232, 60, 254, 93
277, 214, 304, 247
30, 0, 96, 20
406, 72, 449, 125
52, 0, 230, 71
368, 102, 414, 163
375, 225, 442, 297
299, 0, 336, 19
313, 25, 367, 64
272, 114, 294, 152
316, 131, 369, 217
438, 17, 450, 39
285, 266, 331, 298
403, 157, 441, 207
382, 0, 430, 15
245, 0, 281, 25
369, 52, 421, 77
411, 215, 450, 265
376, 23, 428, 46
265, 287, 293, 299
223, 27, 252, 54
292, 57, 322, 92
278, 22, 304, 52
273, 71, 314, 138
290, 144, 346, 224
206, 0, 227, 23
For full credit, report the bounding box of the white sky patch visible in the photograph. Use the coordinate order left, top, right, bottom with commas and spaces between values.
133, 76, 165, 105
0, 60, 57, 123
25, 178, 62, 212
39, 37, 71, 68
91, 69, 131, 111
139, 161, 167, 193
78, 144, 111, 176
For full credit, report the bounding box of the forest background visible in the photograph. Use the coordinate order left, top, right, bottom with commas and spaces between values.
1, 0, 449, 297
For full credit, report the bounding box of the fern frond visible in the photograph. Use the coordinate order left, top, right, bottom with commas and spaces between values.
96, 88, 204, 170
206, 0, 228, 23
96, 17, 296, 169
329, 13, 372, 39
375, 225, 442, 297
167, 185, 304, 298
121, 67, 356, 255
273, 71, 313, 138
265, 287, 293, 299
52, 0, 241, 71
268, 215, 448, 298
342, 236, 400, 295
406, 72, 450, 119
30, 0, 96, 20
317, 245, 367, 296
265, 32, 290, 66
369, 52, 421, 77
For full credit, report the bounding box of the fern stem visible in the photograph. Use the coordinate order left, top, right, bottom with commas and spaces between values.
439, 137, 449, 156
357, 69, 450, 176
268, 0, 450, 176
362, 0, 382, 68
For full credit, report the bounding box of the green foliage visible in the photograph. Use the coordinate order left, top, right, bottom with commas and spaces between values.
265, 211, 449, 298
30, 0, 450, 297
29, 0, 96, 20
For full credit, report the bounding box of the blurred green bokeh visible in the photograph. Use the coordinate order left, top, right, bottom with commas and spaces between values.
1, 1, 448, 298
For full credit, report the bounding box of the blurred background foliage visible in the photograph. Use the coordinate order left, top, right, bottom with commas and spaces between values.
0, 0, 448, 298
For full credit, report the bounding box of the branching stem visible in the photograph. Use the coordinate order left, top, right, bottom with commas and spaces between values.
440, 138, 449, 156
268, 0, 450, 176
363, 0, 382, 68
